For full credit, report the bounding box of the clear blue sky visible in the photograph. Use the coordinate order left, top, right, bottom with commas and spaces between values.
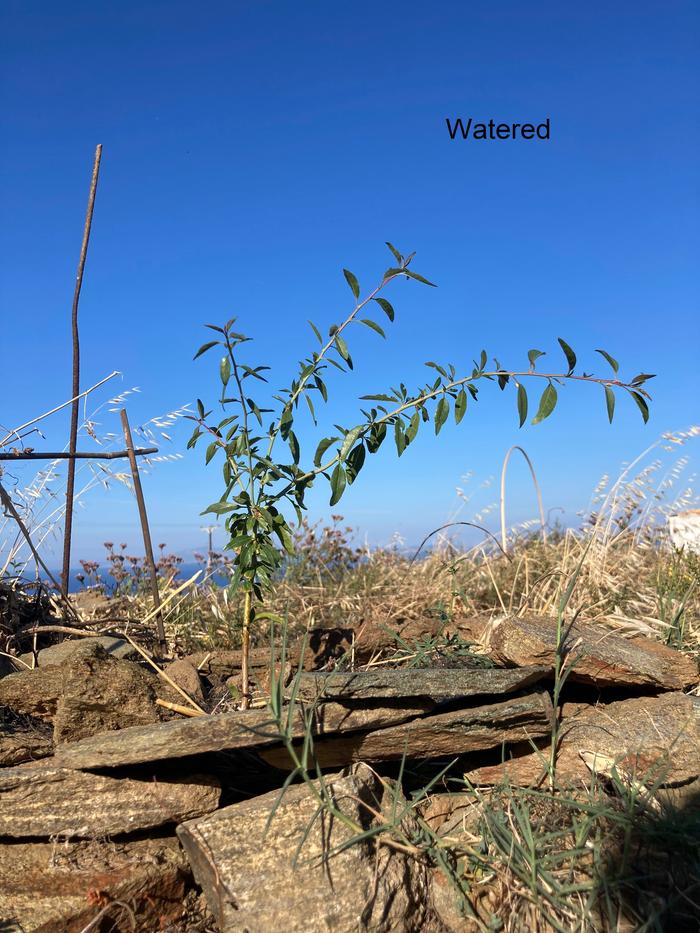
1, 1, 698, 563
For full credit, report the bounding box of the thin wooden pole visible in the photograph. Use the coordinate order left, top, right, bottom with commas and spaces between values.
61, 144, 103, 596
120, 409, 167, 655
0, 448, 157, 461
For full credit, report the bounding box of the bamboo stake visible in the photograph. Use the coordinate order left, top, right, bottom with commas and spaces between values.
61, 144, 103, 596
120, 409, 167, 655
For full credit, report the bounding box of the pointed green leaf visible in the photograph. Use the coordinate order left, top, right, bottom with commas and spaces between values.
329, 464, 347, 505
335, 333, 352, 367
631, 390, 650, 423
343, 269, 360, 299
219, 356, 231, 385
386, 241, 402, 264
557, 338, 577, 374
435, 397, 449, 434
630, 373, 656, 386
308, 320, 322, 344
595, 348, 619, 374
340, 426, 363, 461
528, 349, 545, 369
604, 386, 615, 423
346, 443, 366, 484
288, 430, 300, 464
405, 410, 421, 443
532, 383, 558, 425
361, 318, 386, 338
314, 436, 338, 467
366, 422, 387, 453
402, 268, 437, 287
193, 340, 219, 359
373, 297, 395, 321
454, 389, 467, 424
394, 420, 406, 456
517, 383, 528, 427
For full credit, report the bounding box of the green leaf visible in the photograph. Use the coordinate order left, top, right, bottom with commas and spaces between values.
595, 349, 619, 374
557, 338, 577, 374
205, 441, 218, 464
454, 389, 467, 424
394, 419, 406, 456
343, 269, 360, 299
366, 423, 386, 453
405, 410, 421, 442
329, 464, 347, 505
308, 320, 322, 344
361, 318, 385, 338
288, 430, 300, 464
193, 340, 219, 359
374, 297, 395, 321
532, 383, 558, 425
517, 383, 528, 427
202, 501, 237, 515
434, 397, 449, 435
340, 426, 363, 461
528, 349, 545, 369
631, 390, 650, 423
630, 373, 656, 386
386, 241, 402, 264
314, 436, 338, 468
335, 333, 352, 368
219, 356, 231, 385
604, 386, 615, 423
346, 443, 366, 484
402, 268, 437, 287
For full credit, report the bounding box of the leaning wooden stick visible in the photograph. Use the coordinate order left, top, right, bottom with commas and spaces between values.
61, 144, 103, 596
120, 408, 167, 655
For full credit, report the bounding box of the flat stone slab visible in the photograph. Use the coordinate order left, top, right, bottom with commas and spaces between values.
0, 765, 220, 838
485, 614, 698, 689
289, 664, 550, 702
466, 692, 700, 788
261, 690, 554, 769
52, 700, 431, 770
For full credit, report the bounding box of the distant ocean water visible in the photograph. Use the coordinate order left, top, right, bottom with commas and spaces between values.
31, 562, 231, 594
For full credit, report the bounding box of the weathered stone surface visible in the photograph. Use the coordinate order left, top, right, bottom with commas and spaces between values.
0, 665, 63, 721
178, 762, 436, 932
0, 835, 190, 932
290, 665, 550, 703
0, 766, 220, 837
163, 657, 205, 704
52, 699, 430, 770
0, 640, 159, 744
261, 691, 554, 769
18, 635, 138, 669
0, 709, 52, 766
486, 614, 698, 689
53, 641, 159, 744
466, 692, 700, 788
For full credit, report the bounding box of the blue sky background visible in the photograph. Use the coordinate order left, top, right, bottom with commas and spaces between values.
1, 1, 698, 564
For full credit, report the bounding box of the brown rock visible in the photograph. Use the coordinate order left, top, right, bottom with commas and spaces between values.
261, 691, 554, 769
0, 766, 220, 837
52, 699, 431, 770
177, 762, 437, 932
466, 692, 700, 788
53, 640, 159, 744
0, 710, 53, 766
0, 665, 63, 721
0, 834, 189, 932
486, 614, 698, 689
290, 664, 550, 702
163, 657, 205, 704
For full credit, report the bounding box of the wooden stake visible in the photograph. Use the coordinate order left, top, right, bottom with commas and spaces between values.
61, 144, 103, 596
120, 408, 167, 656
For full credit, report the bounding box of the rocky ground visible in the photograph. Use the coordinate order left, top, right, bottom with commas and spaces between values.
0, 583, 698, 931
